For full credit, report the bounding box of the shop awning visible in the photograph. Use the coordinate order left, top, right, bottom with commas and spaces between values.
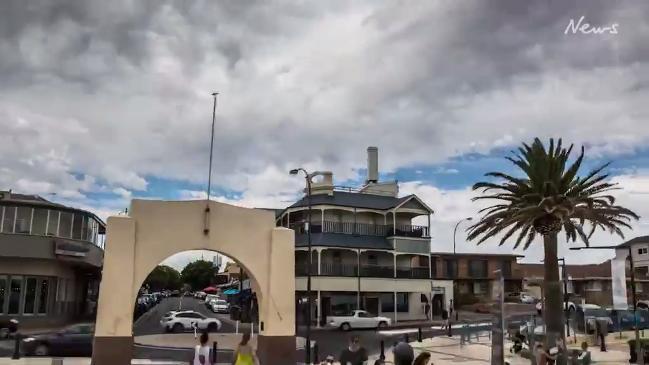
203, 286, 218, 293
223, 288, 240, 295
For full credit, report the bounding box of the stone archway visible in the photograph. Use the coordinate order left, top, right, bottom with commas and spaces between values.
92, 199, 295, 365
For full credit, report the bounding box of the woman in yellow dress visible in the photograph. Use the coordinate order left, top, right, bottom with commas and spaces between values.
233, 332, 258, 365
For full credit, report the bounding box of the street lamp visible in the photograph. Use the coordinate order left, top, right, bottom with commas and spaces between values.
452, 217, 472, 321
453, 217, 473, 254
290, 168, 325, 365
571, 245, 643, 365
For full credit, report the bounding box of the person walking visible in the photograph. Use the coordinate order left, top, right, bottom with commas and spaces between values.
413, 351, 431, 365
441, 307, 449, 330
192, 331, 211, 365
233, 332, 258, 365
424, 302, 431, 320
393, 342, 414, 365
339, 335, 368, 365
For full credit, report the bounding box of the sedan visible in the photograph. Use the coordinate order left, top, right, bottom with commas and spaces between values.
22, 323, 94, 357
210, 299, 230, 314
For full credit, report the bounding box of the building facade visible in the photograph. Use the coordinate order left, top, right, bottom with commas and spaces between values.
0, 191, 105, 327
520, 260, 649, 307
431, 253, 524, 305
277, 147, 453, 325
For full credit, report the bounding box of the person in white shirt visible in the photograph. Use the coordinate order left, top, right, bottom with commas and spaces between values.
193, 331, 211, 365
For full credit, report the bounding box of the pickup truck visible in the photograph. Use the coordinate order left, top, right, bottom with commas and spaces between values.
327, 310, 391, 331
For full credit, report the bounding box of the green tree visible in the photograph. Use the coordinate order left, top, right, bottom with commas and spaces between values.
467, 138, 638, 362
181, 260, 219, 291
143, 265, 181, 292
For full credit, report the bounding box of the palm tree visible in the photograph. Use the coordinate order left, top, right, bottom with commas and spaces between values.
467, 138, 638, 362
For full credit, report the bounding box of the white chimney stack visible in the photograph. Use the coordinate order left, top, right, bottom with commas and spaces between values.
366, 146, 379, 184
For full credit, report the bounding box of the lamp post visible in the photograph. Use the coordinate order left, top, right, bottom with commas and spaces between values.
290, 168, 326, 365
453, 217, 473, 255
571, 245, 642, 364
452, 217, 472, 321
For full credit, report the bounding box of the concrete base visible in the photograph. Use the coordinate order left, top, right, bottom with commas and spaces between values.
257, 335, 295, 365
92, 336, 133, 365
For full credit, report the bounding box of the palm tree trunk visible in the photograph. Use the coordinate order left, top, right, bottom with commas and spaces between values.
543, 233, 566, 365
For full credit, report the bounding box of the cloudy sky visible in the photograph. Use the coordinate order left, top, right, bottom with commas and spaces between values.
2, 0, 649, 269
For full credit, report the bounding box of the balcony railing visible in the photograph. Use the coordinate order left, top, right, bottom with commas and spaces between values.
289, 221, 428, 238
396, 267, 430, 279
320, 263, 358, 277
360, 265, 394, 278
295, 263, 318, 276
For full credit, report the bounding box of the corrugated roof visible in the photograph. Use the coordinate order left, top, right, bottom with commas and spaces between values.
617, 236, 649, 248
288, 191, 417, 211
295, 232, 393, 250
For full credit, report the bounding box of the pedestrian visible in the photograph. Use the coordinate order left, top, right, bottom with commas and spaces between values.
393, 342, 414, 365
413, 351, 431, 365
339, 335, 368, 365
424, 302, 431, 320
441, 307, 449, 330
534, 343, 549, 365
233, 332, 259, 365
577, 341, 591, 365
321, 355, 335, 364
192, 331, 211, 365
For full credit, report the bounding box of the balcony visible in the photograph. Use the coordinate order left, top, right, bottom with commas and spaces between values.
320, 263, 358, 277
289, 221, 428, 238
360, 265, 394, 278
396, 267, 430, 279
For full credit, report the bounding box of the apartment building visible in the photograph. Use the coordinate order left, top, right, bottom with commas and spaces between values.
431, 253, 524, 305
0, 191, 105, 327
520, 260, 649, 307
277, 147, 453, 325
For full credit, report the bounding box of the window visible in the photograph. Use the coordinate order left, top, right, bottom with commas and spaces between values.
431, 258, 437, 278
23, 278, 37, 314
501, 260, 512, 277
47, 210, 59, 236
473, 282, 488, 295
14, 207, 32, 234
358, 311, 370, 318
31, 209, 48, 236
72, 214, 83, 240
445, 259, 458, 278
2, 206, 16, 233
639, 247, 648, 255
8, 276, 23, 314
396, 293, 409, 312
59, 212, 72, 238
586, 281, 603, 291
38, 279, 49, 314
86, 218, 95, 243
0, 276, 6, 314
469, 260, 488, 277
380, 294, 394, 312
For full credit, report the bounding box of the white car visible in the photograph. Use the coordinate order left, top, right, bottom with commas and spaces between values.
327, 310, 391, 331
160, 310, 222, 333
520, 293, 536, 304
536, 300, 576, 312
210, 299, 230, 313
204, 294, 218, 305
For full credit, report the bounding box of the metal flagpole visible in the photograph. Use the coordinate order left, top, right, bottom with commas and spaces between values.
204, 92, 218, 235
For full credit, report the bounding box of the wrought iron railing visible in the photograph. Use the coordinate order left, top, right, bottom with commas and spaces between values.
289, 221, 428, 238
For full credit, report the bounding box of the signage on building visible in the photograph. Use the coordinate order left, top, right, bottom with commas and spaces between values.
431, 286, 445, 295
54, 241, 89, 257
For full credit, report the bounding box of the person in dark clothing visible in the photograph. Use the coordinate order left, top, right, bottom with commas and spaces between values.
339, 335, 368, 365
441, 308, 449, 329
393, 342, 414, 365
424, 303, 431, 320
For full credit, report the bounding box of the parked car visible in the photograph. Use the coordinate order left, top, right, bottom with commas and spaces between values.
160, 310, 222, 333
204, 294, 219, 306
505, 292, 536, 304
327, 310, 391, 331
22, 323, 94, 357
575, 304, 613, 333
195, 291, 207, 299
536, 300, 577, 312
210, 299, 230, 314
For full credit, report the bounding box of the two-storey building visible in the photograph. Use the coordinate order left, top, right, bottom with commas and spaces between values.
0, 191, 105, 327
431, 253, 524, 305
277, 147, 453, 325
